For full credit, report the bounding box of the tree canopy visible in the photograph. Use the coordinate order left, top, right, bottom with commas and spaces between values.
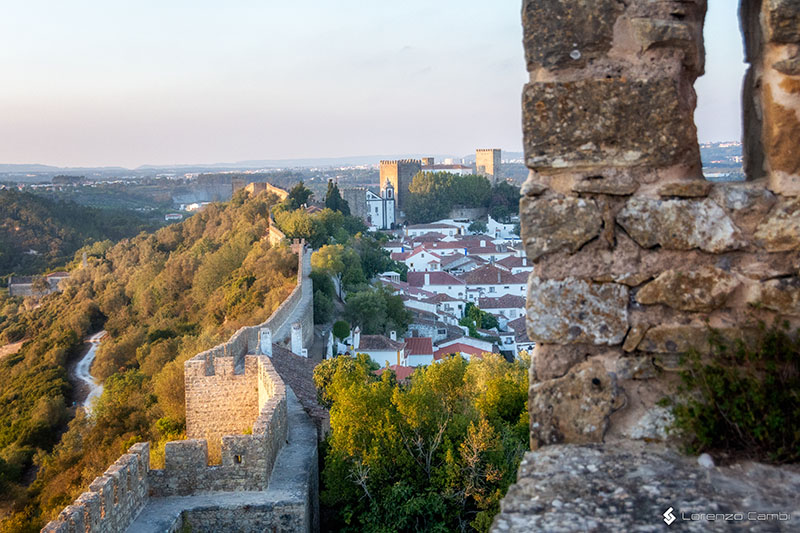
324, 181, 351, 215
0, 189, 160, 277
404, 172, 520, 224
316, 352, 529, 532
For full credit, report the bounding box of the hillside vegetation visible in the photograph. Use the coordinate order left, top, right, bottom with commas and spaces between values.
315, 353, 530, 532
0, 189, 297, 532
0, 189, 160, 277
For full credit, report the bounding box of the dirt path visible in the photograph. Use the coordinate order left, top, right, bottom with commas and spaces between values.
69, 330, 106, 410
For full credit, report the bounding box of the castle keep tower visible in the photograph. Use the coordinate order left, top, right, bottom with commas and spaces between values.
380, 159, 421, 215
476, 148, 501, 183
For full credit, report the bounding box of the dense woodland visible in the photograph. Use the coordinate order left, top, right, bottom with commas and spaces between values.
0, 189, 299, 531
0, 189, 161, 277
405, 172, 521, 224
315, 353, 530, 532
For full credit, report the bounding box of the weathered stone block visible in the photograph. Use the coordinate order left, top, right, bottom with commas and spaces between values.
637, 324, 710, 353
614, 355, 657, 381
521, 0, 623, 70
520, 196, 602, 260
759, 277, 800, 316
635, 266, 739, 312
572, 172, 639, 195
657, 180, 712, 198
527, 277, 629, 345
531, 343, 617, 381
623, 324, 649, 352
710, 181, 777, 234
763, 84, 800, 194
765, 0, 800, 43
523, 78, 699, 170
629, 16, 703, 74
617, 197, 743, 252
754, 197, 800, 251
529, 360, 620, 449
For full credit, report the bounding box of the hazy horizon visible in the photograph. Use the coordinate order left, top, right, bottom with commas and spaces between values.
1, 1, 745, 169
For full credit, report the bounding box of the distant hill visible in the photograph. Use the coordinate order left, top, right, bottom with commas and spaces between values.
0, 189, 160, 277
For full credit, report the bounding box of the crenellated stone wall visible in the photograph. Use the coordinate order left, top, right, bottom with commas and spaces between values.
41, 444, 150, 533
518, 0, 800, 449
43, 244, 315, 532
150, 354, 287, 495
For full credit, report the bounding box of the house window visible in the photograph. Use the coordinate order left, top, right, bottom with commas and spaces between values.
437, 329, 446, 335
234, 454, 243, 464
504, 286, 509, 289
489, 287, 495, 293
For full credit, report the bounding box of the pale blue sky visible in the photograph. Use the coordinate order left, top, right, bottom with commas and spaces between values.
0, 1, 745, 168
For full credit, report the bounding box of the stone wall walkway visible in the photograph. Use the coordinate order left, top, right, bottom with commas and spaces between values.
127, 386, 318, 533
273, 249, 314, 348
492, 442, 800, 532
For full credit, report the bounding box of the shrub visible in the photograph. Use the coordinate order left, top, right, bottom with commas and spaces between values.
332, 320, 350, 342
667, 321, 800, 464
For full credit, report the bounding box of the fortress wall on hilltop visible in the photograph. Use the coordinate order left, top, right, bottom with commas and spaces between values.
43, 243, 313, 532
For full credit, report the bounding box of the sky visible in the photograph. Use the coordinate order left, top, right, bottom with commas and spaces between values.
0, 1, 745, 168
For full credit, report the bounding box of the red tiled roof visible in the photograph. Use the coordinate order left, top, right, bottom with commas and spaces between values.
496, 255, 530, 268
508, 317, 533, 343
478, 294, 526, 309
422, 293, 462, 304
404, 337, 434, 356
374, 364, 416, 381
434, 343, 488, 360
407, 271, 465, 287
358, 334, 405, 351
408, 223, 460, 230
458, 265, 526, 285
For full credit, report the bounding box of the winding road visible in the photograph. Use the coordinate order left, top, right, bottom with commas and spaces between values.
74, 330, 105, 410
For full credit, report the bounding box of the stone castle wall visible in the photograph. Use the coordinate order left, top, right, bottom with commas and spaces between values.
151, 355, 287, 495
517, 0, 800, 451
42, 444, 150, 533
380, 159, 421, 214
43, 244, 314, 532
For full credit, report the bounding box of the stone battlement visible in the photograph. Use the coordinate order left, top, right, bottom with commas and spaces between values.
379, 159, 422, 165
42, 444, 150, 533
43, 244, 315, 532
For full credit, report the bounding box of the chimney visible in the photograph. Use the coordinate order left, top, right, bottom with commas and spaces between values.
291, 322, 303, 356
390, 330, 397, 341
259, 328, 273, 357
353, 326, 361, 350
424, 273, 430, 286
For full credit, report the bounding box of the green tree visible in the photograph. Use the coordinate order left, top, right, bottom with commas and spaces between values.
333, 321, 351, 347
324, 181, 351, 215
318, 354, 529, 532
468, 219, 488, 234
344, 286, 411, 336
487, 182, 521, 223
284, 181, 313, 210
312, 245, 363, 298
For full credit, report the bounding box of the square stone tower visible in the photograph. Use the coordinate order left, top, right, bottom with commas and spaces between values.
476, 148, 501, 184
380, 159, 421, 215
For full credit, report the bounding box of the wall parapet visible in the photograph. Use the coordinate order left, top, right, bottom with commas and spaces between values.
43, 244, 312, 532
41, 443, 150, 533
150, 355, 287, 496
